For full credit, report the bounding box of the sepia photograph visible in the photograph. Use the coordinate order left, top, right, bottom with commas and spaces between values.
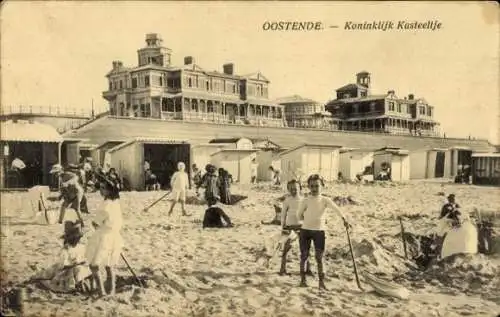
1, 1, 499, 316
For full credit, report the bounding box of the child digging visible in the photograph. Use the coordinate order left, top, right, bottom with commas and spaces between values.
279, 180, 312, 276
297, 174, 350, 290
85, 172, 124, 297
33, 221, 92, 294
168, 162, 191, 217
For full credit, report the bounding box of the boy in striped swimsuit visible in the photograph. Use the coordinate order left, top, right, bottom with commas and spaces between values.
297, 174, 350, 289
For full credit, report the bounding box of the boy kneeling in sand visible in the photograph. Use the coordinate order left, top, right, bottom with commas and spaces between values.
297, 174, 350, 289
168, 162, 191, 217
279, 179, 312, 276
203, 197, 233, 228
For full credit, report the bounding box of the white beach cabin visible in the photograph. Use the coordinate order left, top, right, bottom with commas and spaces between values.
339, 148, 374, 181
210, 149, 258, 184
409, 148, 453, 179
279, 143, 342, 182
373, 147, 410, 182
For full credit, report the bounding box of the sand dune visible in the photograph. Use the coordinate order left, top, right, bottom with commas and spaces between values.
1, 181, 499, 317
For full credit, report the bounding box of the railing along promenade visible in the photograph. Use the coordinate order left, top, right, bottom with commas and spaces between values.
0, 105, 98, 118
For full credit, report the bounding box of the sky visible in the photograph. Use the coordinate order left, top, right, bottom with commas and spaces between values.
1, 1, 499, 143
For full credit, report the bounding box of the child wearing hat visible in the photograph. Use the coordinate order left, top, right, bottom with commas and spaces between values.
168, 162, 190, 216
85, 171, 124, 296
33, 221, 92, 293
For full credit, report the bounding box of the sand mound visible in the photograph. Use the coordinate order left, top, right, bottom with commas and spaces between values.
326, 237, 413, 276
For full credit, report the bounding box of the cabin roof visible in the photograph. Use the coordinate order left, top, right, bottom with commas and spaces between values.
108, 137, 188, 153
209, 138, 248, 144
211, 149, 258, 156
279, 143, 342, 157
1, 120, 63, 143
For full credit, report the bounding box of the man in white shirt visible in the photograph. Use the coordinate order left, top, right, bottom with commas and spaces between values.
297, 174, 350, 289
11, 157, 26, 171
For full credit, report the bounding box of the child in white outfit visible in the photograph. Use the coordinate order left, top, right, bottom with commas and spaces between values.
85, 172, 124, 297
168, 162, 190, 216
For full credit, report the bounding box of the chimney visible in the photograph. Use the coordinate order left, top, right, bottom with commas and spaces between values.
223, 63, 234, 75
112, 61, 123, 69
408, 94, 414, 100
184, 56, 194, 65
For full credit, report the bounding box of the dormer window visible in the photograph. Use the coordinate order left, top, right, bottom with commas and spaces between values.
388, 102, 395, 111
343, 93, 351, 99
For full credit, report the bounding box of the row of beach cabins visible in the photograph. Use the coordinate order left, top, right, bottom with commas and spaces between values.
1, 120, 499, 190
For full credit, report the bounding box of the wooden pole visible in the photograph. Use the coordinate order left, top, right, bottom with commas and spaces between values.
344, 223, 363, 291
121, 253, 144, 287
399, 216, 408, 259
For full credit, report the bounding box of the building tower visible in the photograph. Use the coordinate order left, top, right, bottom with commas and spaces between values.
356, 71, 371, 88
137, 33, 172, 67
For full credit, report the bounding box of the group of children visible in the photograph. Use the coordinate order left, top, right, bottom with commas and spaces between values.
37, 168, 125, 297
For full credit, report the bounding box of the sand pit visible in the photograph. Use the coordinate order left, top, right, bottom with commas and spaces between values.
1, 182, 500, 316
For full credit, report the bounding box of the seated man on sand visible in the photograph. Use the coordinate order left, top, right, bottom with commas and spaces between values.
203, 197, 233, 229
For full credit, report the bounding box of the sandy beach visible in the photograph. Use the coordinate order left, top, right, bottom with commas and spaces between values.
1, 181, 499, 317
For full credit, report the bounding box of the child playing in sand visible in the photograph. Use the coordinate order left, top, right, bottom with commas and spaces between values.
33, 221, 92, 293
85, 172, 124, 297
202, 197, 233, 228
279, 179, 312, 276
297, 174, 350, 289
168, 162, 190, 216
50, 165, 87, 227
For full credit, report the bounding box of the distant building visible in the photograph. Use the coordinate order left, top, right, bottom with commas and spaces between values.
325, 71, 439, 136
276, 95, 338, 129
102, 33, 285, 127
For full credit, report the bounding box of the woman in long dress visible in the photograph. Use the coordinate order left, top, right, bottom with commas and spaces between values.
85, 171, 124, 296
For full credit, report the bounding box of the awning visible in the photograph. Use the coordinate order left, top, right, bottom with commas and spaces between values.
1, 120, 63, 143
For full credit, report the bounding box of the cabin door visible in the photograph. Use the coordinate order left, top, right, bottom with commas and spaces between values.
434, 151, 445, 178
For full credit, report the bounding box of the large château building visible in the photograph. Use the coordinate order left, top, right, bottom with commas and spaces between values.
325, 71, 439, 136
102, 33, 285, 127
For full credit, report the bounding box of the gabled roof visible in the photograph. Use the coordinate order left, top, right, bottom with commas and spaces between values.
336, 83, 368, 92
211, 149, 257, 156
249, 138, 281, 149
1, 120, 63, 143
274, 95, 319, 105
242, 72, 270, 83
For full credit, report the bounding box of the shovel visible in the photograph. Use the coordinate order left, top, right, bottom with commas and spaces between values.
143, 190, 171, 212
344, 222, 364, 291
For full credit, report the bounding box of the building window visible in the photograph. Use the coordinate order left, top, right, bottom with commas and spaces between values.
131, 78, 137, 88
145, 75, 150, 87
188, 78, 193, 88
360, 91, 367, 97
207, 102, 214, 112
419, 106, 425, 115
407, 105, 412, 114
159, 76, 163, 86
397, 103, 402, 112
388, 102, 395, 111
206, 81, 210, 91
109, 81, 112, 90
427, 107, 432, 116
343, 93, 351, 99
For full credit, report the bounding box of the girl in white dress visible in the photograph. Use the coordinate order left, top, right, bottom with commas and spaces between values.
85, 172, 124, 296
